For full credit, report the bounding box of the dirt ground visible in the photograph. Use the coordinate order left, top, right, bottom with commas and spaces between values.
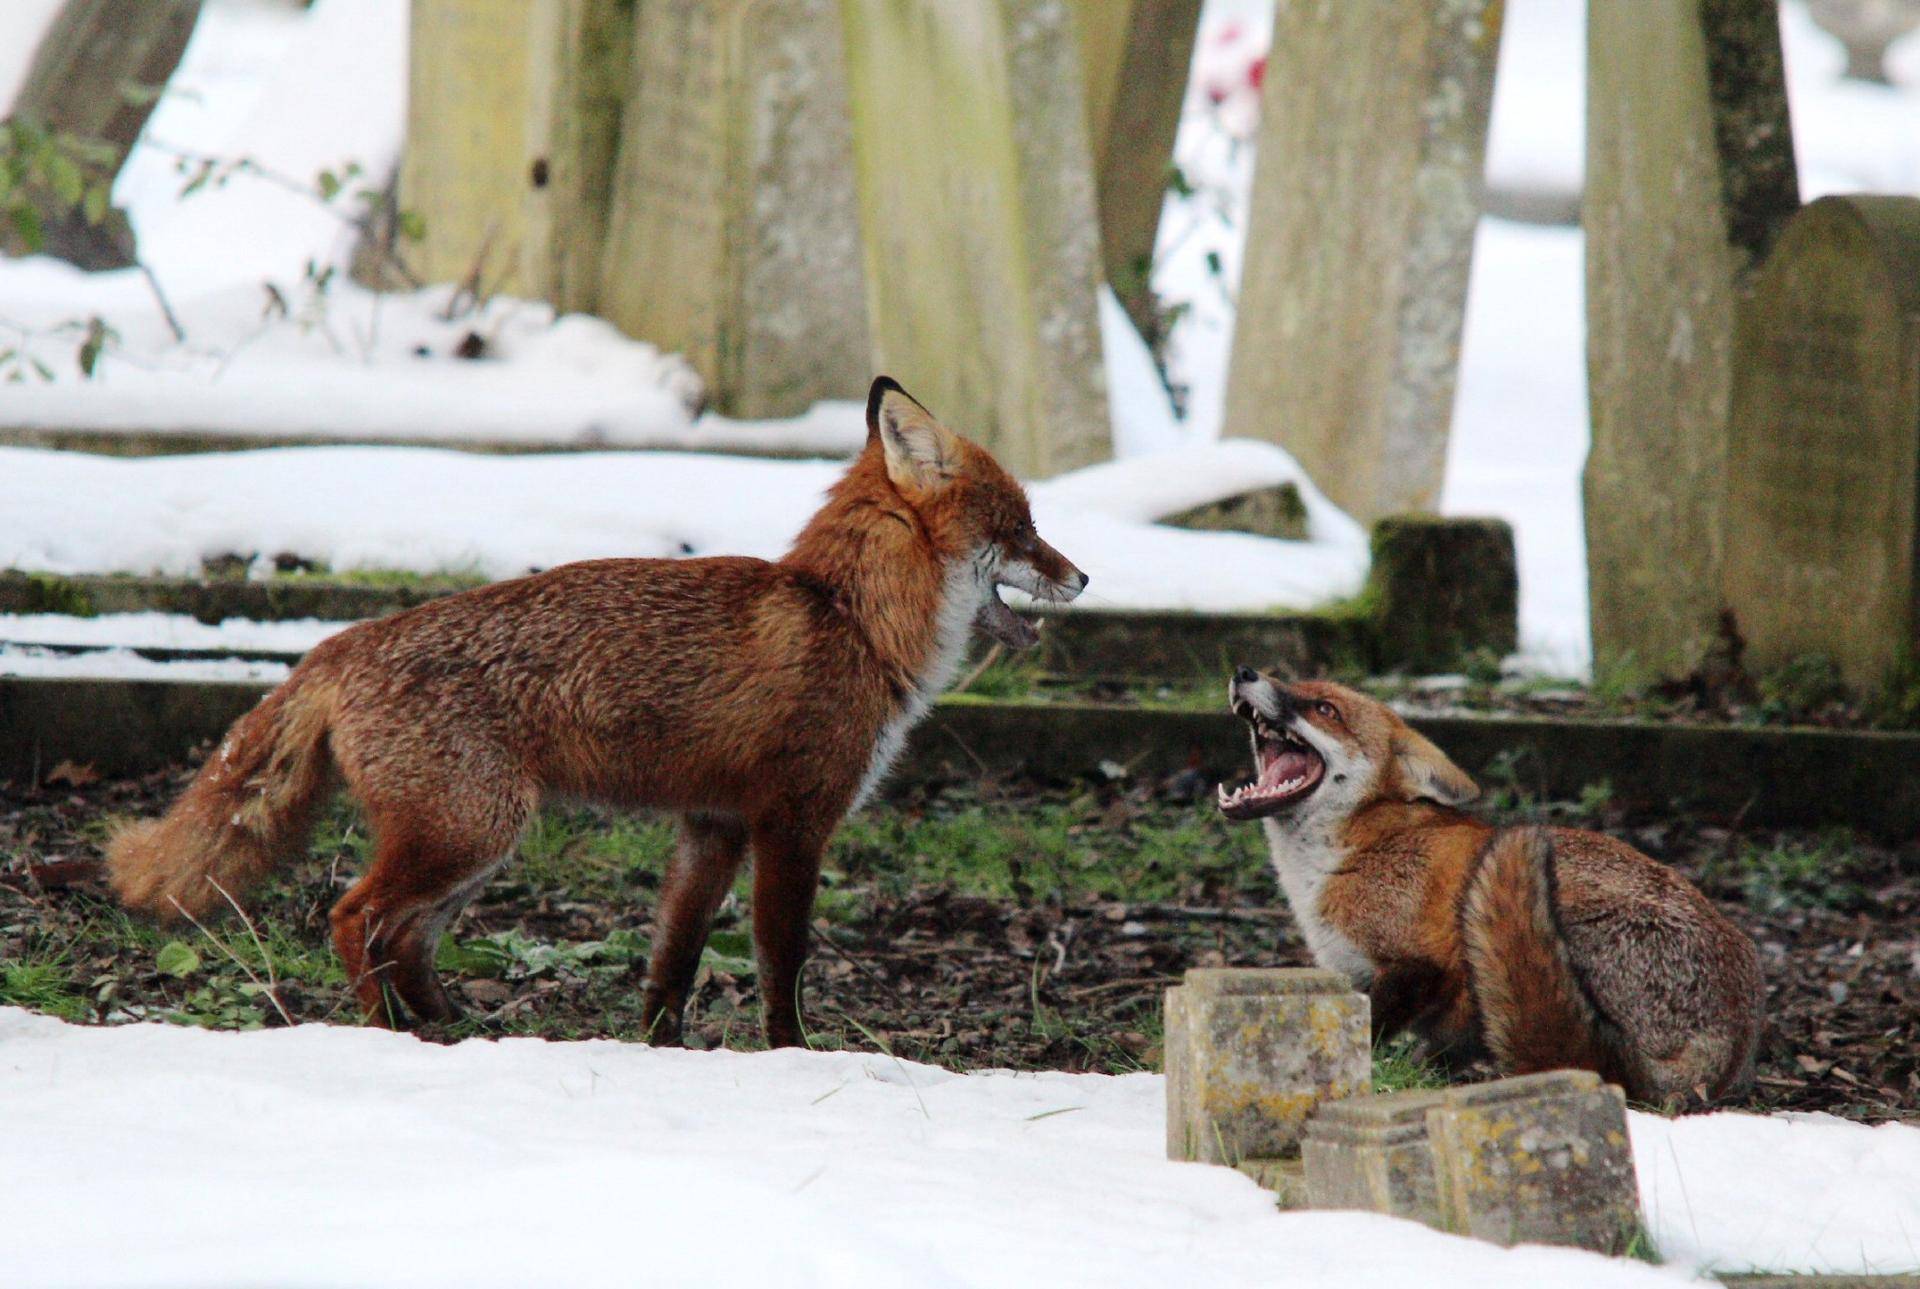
2, 757, 1914, 1121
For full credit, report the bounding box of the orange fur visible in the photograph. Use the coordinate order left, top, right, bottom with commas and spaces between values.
106, 378, 1085, 1045
1226, 675, 1763, 1105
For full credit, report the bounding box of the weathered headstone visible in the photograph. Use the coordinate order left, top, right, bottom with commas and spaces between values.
1066, 0, 1201, 341
840, 0, 1111, 478
598, 0, 870, 419
401, 0, 633, 312
1584, 0, 1799, 680
1304, 1070, 1642, 1254
1723, 196, 1920, 694
1221, 0, 1502, 525
1163, 968, 1370, 1190
2, 0, 203, 269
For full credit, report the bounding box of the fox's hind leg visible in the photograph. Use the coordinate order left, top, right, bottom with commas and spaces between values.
333, 791, 531, 1027
641, 812, 749, 1046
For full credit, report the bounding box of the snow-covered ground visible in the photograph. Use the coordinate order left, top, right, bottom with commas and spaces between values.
0, 441, 1368, 623
2, 1008, 1916, 1288
5, 1, 1918, 672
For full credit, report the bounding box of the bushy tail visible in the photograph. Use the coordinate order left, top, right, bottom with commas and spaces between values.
1460, 827, 1627, 1083
107, 669, 340, 922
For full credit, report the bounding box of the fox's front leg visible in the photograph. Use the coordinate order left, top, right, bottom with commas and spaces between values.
748, 819, 831, 1049
641, 813, 749, 1046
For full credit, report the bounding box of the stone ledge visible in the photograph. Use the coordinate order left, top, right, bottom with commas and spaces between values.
4, 683, 1916, 839
0, 514, 1517, 678
1303, 1070, 1642, 1255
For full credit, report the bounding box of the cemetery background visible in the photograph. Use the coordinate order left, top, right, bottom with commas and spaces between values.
3, 0, 1920, 1285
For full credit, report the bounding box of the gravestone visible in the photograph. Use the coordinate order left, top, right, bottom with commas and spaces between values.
1584, 0, 1799, 681
1163, 968, 1370, 1188
1723, 196, 1920, 694
840, 0, 1111, 478
2, 0, 203, 269
1221, 0, 1502, 525
597, 0, 870, 419
1305, 1070, 1642, 1254
1066, 0, 1201, 341
401, 0, 633, 312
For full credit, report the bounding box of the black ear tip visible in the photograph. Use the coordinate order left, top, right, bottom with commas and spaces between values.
866, 376, 906, 427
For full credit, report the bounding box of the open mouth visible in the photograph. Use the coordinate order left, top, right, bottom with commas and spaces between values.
1216, 713, 1326, 820
976, 586, 1039, 649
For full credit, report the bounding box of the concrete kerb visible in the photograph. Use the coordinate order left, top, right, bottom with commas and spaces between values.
2, 684, 1917, 838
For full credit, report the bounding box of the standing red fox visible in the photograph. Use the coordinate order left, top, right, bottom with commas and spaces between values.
1219, 670, 1764, 1105
107, 377, 1086, 1046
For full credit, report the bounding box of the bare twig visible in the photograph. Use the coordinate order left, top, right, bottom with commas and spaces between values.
137, 261, 186, 342
166, 887, 295, 1027
144, 137, 423, 290
441, 220, 498, 322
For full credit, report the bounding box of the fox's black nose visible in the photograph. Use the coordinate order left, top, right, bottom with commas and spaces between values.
1235, 665, 1258, 685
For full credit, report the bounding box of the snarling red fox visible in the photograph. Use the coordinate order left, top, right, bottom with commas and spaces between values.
1219, 671, 1763, 1106
107, 378, 1087, 1046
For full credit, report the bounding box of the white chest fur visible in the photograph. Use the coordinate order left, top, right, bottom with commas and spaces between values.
852, 554, 989, 810
1261, 815, 1374, 986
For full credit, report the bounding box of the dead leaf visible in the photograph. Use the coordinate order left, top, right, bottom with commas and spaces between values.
44, 761, 100, 788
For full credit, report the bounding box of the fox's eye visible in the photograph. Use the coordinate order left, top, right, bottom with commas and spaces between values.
1314, 700, 1338, 720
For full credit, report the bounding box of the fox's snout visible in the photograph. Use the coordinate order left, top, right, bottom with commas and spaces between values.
1229, 666, 1284, 720
997, 535, 1088, 605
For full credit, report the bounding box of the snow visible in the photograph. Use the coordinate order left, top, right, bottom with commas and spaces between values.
0, 611, 343, 653
1, 0, 1917, 664
2, 1009, 1915, 1286
0, 643, 289, 683
0, 443, 1368, 616
9, 1006, 1913, 1288
1632, 1110, 1920, 1276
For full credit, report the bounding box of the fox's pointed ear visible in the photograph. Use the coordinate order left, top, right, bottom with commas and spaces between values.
868, 376, 958, 490
1391, 725, 1479, 806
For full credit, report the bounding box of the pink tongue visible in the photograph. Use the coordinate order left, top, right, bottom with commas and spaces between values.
1260, 747, 1314, 788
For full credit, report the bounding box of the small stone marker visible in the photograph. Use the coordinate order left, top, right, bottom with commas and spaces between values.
597, 0, 870, 418
1066, 0, 1202, 340
402, 0, 634, 313
1161, 482, 1308, 542
1221, 0, 1502, 525
1163, 968, 1370, 1184
1584, 0, 1799, 680
1723, 195, 1920, 695
1304, 1070, 1642, 1255
1365, 515, 1519, 673
840, 0, 1112, 478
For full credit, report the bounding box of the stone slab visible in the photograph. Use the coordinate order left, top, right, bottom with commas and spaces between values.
1222, 0, 1501, 524
1723, 195, 1920, 694
401, 0, 633, 312
1425, 1071, 1640, 1253
1164, 967, 1370, 1166
1366, 515, 1519, 673
1161, 482, 1309, 542
598, 0, 869, 418
1067, 0, 1201, 339
1305, 1071, 1642, 1255
840, 0, 1111, 478
1584, 0, 1799, 680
